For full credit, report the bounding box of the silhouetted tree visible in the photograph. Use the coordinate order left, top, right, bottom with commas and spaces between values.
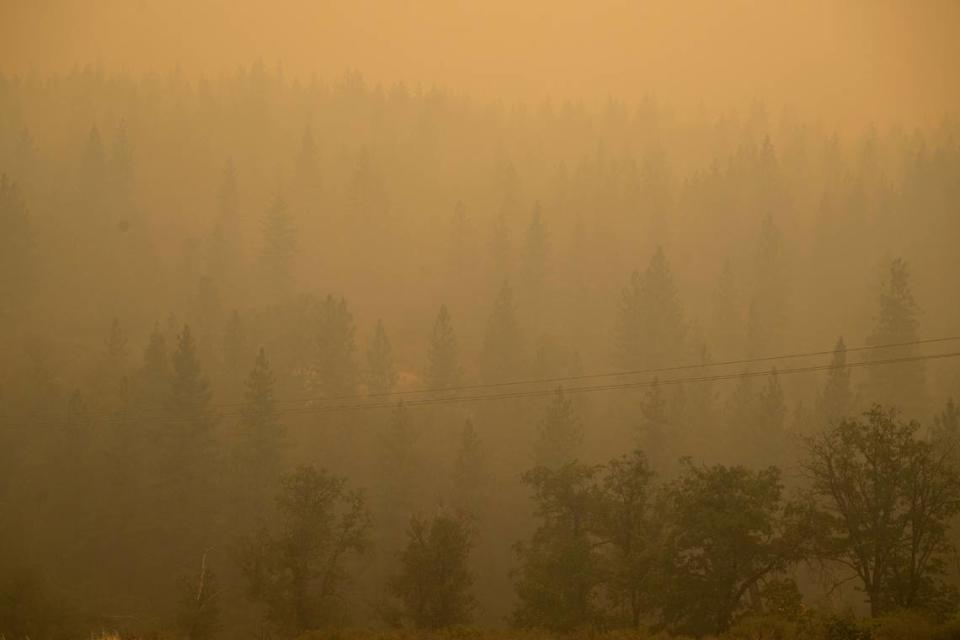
426, 305, 461, 390
387, 512, 475, 629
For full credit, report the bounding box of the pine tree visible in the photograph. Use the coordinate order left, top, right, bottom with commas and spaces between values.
208, 160, 242, 297
260, 191, 297, 298
451, 419, 488, 520
366, 319, 397, 395
221, 310, 247, 401
480, 281, 524, 383
0, 174, 34, 325
746, 213, 787, 356
426, 305, 461, 390
162, 325, 217, 530
534, 388, 584, 468
864, 257, 926, 417
616, 246, 685, 370
815, 337, 853, 425
379, 402, 422, 541
134, 322, 171, 414
523, 203, 548, 308
315, 295, 358, 397
233, 348, 284, 521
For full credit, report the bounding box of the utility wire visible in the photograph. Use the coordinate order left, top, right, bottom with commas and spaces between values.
210, 334, 960, 411
21, 343, 955, 429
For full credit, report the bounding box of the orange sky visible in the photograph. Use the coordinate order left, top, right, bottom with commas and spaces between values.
2, 0, 959, 125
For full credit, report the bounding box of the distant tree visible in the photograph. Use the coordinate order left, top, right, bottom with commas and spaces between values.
425, 305, 461, 390
754, 368, 787, 464
489, 214, 511, 280
0, 175, 34, 325
480, 281, 524, 383
379, 402, 422, 535
295, 125, 320, 192
616, 246, 685, 370
233, 348, 285, 520
815, 337, 854, 425
239, 465, 370, 635
746, 213, 788, 356
864, 257, 926, 417
522, 203, 549, 314
388, 512, 476, 629
804, 406, 960, 616
260, 192, 297, 298
660, 461, 812, 635
314, 295, 358, 397
513, 462, 603, 631
451, 419, 488, 520
366, 319, 397, 395
534, 387, 584, 469
221, 310, 247, 401
208, 160, 242, 300
161, 325, 217, 529
134, 322, 171, 414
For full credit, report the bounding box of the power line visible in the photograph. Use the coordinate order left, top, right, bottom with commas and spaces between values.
10, 338, 958, 429
211, 334, 960, 411
266, 349, 960, 416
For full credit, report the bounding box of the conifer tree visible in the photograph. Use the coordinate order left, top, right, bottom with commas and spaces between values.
366, 319, 397, 395
451, 419, 488, 520
233, 348, 284, 520
0, 174, 34, 325
616, 246, 685, 370
221, 310, 247, 401
480, 281, 524, 383
162, 325, 217, 529
864, 257, 926, 417
523, 203, 548, 304
426, 305, 461, 390
746, 213, 788, 356
534, 388, 584, 469
315, 295, 358, 397
815, 337, 853, 425
260, 191, 297, 298
208, 160, 242, 297
379, 402, 422, 534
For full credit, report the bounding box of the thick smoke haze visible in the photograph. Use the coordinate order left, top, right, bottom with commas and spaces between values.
3, 0, 960, 125
1, 2, 960, 640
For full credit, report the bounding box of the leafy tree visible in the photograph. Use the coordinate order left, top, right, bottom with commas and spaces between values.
660, 461, 812, 635
480, 281, 524, 383
425, 305, 461, 390
387, 512, 475, 629
616, 246, 685, 370
239, 465, 370, 635
512, 462, 603, 631
595, 449, 660, 628
803, 406, 960, 616
366, 319, 397, 395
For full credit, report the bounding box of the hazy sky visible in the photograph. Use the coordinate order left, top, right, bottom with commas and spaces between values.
2, 0, 959, 125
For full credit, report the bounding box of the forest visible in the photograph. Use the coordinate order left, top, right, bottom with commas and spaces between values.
1, 25, 960, 640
